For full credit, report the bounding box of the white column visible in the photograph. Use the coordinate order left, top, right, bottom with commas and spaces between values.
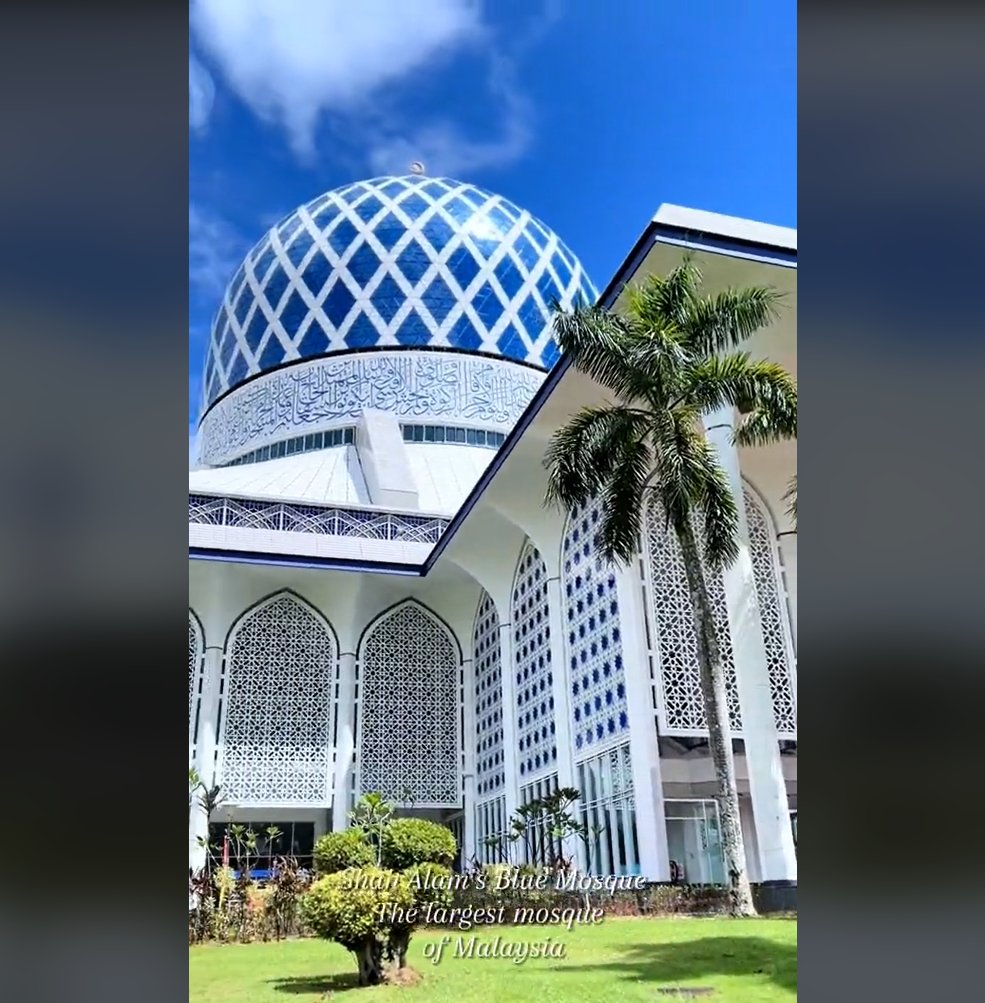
461, 656, 477, 868
704, 406, 797, 882
498, 620, 520, 824
545, 576, 576, 792
191, 643, 223, 871
777, 531, 798, 651
545, 574, 582, 868
331, 651, 357, 832
616, 558, 672, 881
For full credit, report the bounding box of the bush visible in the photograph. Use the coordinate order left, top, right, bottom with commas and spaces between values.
380, 818, 457, 870
403, 862, 454, 910
313, 829, 374, 874
301, 866, 414, 985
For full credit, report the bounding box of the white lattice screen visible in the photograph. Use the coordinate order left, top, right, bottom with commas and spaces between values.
512, 541, 557, 782
562, 500, 630, 759
473, 591, 504, 799
189, 611, 204, 754
357, 602, 461, 807
218, 593, 337, 805
745, 490, 797, 734
643, 487, 796, 738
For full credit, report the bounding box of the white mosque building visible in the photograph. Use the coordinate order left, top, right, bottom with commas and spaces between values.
188, 174, 797, 898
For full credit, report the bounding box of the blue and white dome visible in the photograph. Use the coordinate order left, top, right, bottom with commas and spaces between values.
202, 175, 597, 411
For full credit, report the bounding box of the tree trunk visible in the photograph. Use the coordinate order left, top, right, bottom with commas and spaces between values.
676, 518, 757, 918
353, 940, 386, 986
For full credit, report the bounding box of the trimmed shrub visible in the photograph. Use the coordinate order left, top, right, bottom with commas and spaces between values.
313, 829, 374, 875
301, 866, 414, 985
380, 818, 457, 870
403, 862, 454, 910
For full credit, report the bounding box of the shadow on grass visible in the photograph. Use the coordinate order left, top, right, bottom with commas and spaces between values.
268, 972, 361, 994
558, 937, 796, 996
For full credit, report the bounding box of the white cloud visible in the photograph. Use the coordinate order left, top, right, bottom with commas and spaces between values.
366, 54, 530, 177
189, 55, 215, 132
190, 0, 483, 161
189, 204, 248, 299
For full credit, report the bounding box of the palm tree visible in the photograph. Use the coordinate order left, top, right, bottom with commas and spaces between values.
543, 255, 796, 917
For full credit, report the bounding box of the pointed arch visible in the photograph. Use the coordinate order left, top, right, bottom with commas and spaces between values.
741, 480, 797, 737
511, 539, 557, 781
472, 590, 504, 800
560, 499, 631, 758
641, 498, 743, 736
218, 590, 338, 806
356, 599, 461, 807
189, 608, 205, 754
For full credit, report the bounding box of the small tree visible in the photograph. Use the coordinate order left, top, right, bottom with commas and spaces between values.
388, 862, 454, 969
348, 792, 395, 866
302, 865, 414, 986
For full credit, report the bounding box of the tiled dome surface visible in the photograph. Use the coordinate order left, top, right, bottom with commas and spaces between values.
202, 176, 597, 410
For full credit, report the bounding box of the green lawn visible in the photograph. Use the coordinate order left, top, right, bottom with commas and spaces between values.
190, 917, 796, 1002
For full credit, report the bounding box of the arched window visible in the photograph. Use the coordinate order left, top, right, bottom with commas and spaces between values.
189, 610, 204, 752
562, 500, 630, 756
357, 601, 460, 807
512, 541, 556, 780
473, 591, 504, 799
219, 592, 337, 805
643, 502, 742, 735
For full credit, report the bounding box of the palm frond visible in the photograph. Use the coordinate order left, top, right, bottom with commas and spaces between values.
596, 431, 653, 564
732, 389, 797, 448
544, 405, 651, 510
685, 355, 797, 436
624, 255, 702, 333
695, 442, 740, 570
682, 286, 784, 355
783, 475, 797, 526
651, 409, 712, 530
551, 304, 682, 405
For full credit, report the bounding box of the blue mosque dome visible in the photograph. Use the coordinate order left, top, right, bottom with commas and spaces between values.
202, 175, 597, 411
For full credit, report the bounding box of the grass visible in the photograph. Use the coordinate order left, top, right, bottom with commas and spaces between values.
190, 917, 796, 1002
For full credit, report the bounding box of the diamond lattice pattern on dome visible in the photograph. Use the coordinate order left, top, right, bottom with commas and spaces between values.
203, 176, 597, 407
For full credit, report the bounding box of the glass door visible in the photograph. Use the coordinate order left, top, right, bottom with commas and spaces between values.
664, 799, 726, 885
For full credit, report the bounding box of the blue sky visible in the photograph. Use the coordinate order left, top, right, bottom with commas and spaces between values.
189, 0, 796, 451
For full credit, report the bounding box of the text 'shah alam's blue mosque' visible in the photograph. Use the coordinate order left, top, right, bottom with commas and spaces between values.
189, 172, 798, 894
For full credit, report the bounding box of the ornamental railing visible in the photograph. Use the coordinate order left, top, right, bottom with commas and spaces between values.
188, 494, 449, 545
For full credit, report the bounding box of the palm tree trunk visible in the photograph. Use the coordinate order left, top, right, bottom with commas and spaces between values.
676, 518, 757, 917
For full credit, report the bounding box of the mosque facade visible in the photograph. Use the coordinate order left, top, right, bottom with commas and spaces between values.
188, 175, 797, 890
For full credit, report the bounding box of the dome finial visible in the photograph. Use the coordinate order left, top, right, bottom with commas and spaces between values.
409, 160, 426, 176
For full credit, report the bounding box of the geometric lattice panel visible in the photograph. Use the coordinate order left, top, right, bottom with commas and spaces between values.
745, 489, 797, 737
562, 500, 630, 757
189, 610, 203, 750
473, 591, 504, 798
512, 541, 557, 780
644, 502, 742, 735
357, 602, 460, 807
218, 593, 337, 805
202, 175, 598, 409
